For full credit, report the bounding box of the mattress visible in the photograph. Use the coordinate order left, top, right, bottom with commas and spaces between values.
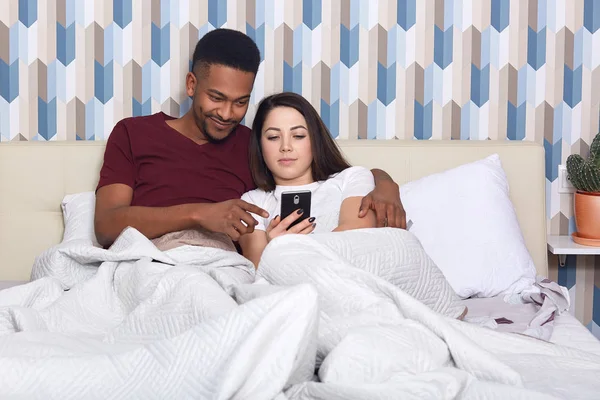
461, 296, 600, 356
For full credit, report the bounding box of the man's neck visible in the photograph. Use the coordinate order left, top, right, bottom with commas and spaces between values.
166, 113, 209, 145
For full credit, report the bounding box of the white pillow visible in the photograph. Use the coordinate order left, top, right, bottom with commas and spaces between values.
60, 191, 100, 246
399, 154, 536, 299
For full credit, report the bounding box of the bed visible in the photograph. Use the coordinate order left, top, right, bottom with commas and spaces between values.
1, 139, 600, 399
0, 140, 547, 283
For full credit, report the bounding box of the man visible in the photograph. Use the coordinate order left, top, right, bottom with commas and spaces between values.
94, 28, 406, 249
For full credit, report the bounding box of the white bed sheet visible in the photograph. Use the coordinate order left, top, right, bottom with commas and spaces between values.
5, 282, 597, 358
0, 281, 27, 291
3, 227, 600, 399
462, 296, 600, 356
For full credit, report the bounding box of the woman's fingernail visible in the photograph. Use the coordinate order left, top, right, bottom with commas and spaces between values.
297, 209, 304, 214
308, 217, 315, 223
312, 223, 316, 228
275, 215, 279, 219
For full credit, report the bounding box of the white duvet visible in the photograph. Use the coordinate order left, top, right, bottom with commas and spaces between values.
1, 227, 599, 399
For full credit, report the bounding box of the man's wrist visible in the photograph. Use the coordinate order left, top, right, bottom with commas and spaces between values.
188, 203, 208, 227
376, 178, 399, 190
370, 168, 395, 185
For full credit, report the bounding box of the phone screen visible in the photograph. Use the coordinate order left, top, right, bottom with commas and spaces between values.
280, 190, 312, 229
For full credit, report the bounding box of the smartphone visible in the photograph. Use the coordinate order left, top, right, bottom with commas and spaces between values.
280, 190, 312, 230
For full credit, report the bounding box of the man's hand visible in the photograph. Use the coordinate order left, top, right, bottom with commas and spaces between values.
358, 180, 406, 229
197, 199, 270, 241
266, 210, 316, 242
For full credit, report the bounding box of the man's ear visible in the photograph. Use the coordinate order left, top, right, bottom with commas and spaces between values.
185, 72, 196, 97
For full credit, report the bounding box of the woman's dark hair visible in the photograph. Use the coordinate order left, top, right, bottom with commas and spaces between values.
249, 92, 352, 192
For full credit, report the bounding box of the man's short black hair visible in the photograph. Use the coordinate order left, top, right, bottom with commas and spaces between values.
192, 28, 261, 76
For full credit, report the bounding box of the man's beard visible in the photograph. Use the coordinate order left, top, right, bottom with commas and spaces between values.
200, 115, 238, 144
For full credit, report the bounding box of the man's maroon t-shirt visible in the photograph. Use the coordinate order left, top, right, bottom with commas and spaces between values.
96, 112, 256, 207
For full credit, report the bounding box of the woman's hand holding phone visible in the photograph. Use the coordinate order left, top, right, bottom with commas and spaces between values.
266, 209, 316, 242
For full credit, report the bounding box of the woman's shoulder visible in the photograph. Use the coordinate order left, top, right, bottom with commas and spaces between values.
329, 166, 372, 181
324, 166, 374, 197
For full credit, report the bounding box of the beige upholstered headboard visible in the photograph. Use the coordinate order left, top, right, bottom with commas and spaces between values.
0, 140, 547, 282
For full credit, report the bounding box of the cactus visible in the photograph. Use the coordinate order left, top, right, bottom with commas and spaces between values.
566, 132, 600, 193
591, 130, 600, 169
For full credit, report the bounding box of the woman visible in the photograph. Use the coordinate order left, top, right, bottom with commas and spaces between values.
239, 92, 377, 267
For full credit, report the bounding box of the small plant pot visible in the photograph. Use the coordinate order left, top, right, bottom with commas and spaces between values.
574, 191, 600, 239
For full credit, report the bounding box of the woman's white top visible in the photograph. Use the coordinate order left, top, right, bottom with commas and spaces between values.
241, 166, 375, 233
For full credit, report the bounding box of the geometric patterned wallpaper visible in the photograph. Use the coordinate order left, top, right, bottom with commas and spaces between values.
1, 0, 599, 338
